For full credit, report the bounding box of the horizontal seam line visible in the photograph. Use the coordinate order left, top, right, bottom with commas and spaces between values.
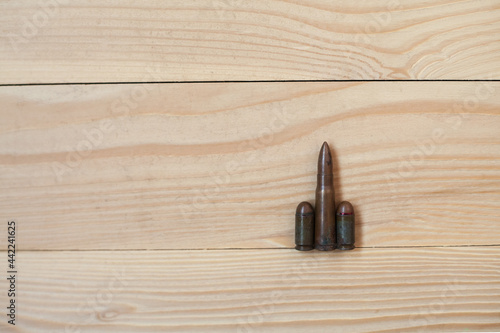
3, 244, 500, 252
1, 79, 500, 87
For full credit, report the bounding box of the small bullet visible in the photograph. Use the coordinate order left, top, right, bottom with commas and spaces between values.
315, 142, 336, 251
336, 201, 355, 250
295, 202, 315, 251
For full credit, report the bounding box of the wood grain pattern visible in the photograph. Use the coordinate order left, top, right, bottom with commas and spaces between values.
1, 0, 499, 83
1, 81, 499, 250
2, 3, 498, 331
1, 248, 499, 332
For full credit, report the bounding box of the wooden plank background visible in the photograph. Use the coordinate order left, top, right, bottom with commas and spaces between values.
1, 81, 499, 250
0, 0, 499, 83
1, 248, 499, 332
1, 1, 499, 332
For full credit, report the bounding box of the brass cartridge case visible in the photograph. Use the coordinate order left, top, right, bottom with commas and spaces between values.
315, 142, 336, 251
336, 201, 355, 250
295, 202, 314, 251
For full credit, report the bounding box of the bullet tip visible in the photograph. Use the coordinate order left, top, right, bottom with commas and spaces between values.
296, 201, 314, 215
317, 141, 333, 175
337, 201, 354, 215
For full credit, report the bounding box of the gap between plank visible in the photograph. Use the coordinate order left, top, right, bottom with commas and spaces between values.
3, 244, 500, 252
1, 79, 500, 87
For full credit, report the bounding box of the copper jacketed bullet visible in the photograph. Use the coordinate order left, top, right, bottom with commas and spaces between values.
315, 142, 336, 251
295, 201, 314, 251
336, 201, 355, 250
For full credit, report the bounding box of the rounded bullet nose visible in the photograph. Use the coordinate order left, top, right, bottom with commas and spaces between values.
296, 201, 314, 215
337, 201, 354, 215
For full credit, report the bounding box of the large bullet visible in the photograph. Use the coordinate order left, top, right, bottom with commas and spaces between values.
295, 202, 315, 251
315, 142, 336, 251
336, 201, 355, 250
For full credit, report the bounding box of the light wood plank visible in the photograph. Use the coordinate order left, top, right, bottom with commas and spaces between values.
1, 82, 500, 250
1, 0, 499, 83
1, 248, 499, 332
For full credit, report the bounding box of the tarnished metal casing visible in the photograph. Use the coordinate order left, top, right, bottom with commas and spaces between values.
295, 202, 314, 251
336, 201, 355, 250
315, 142, 336, 251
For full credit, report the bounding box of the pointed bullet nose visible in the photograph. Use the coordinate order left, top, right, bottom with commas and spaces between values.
337, 201, 354, 215
318, 141, 333, 175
